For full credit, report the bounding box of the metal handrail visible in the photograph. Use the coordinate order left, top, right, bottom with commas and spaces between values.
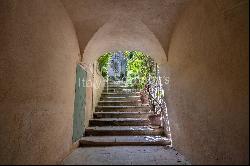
146, 63, 165, 115
144, 63, 170, 136
146, 65, 172, 141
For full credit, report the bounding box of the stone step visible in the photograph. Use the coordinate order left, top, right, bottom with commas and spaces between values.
93, 112, 152, 118
103, 85, 134, 90
102, 88, 138, 93
98, 100, 141, 106
104, 85, 133, 88
79, 136, 171, 147
105, 85, 126, 88
106, 80, 122, 83
105, 83, 126, 86
89, 118, 149, 126
102, 91, 140, 95
85, 126, 164, 136
95, 106, 150, 112
101, 92, 140, 97
106, 82, 126, 84
105, 80, 125, 83
100, 96, 141, 101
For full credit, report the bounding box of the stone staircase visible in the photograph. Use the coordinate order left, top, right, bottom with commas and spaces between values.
80, 81, 171, 147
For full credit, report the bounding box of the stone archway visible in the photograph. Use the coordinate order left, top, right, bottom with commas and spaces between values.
82, 16, 167, 65
80, 17, 171, 136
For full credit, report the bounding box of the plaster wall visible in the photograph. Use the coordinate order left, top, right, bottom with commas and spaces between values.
0, 0, 248, 164
82, 17, 167, 64
0, 0, 80, 164
81, 62, 105, 128
61, 0, 188, 56
164, 0, 249, 164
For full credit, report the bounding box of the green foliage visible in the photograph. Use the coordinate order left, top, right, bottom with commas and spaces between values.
125, 51, 156, 89
98, 50, 157, 89
98, 52, 112, 78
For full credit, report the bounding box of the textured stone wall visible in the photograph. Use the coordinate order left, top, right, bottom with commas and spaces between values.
164, 0, 249, 164
0, 0, 80, 164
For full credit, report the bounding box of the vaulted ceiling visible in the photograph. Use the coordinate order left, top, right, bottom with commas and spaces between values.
61, 0, 189, 56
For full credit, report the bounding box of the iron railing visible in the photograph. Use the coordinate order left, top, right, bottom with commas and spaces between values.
146, 64, 172, 140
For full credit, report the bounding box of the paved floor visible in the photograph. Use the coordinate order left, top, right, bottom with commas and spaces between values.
62, 146, 191, 165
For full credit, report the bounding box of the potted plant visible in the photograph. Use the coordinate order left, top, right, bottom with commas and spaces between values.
140, 90, 149, 104
148, 104, 162, 126
148, 114, 161, 126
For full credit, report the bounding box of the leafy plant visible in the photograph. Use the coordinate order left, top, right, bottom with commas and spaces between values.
98, 52, 112, 78
98, 50, 157, 90
125, 51, 156, 89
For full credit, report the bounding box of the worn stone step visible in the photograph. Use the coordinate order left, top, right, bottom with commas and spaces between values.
105, 80, 125, 83
101, 92, 140, 97
100, 96, 141, 101
104, 85, 134, 88
106, 80, 125, 82
105, 83, 126, 87
106, 82, 126, 85
102, 91, 140, 95
106, 80, 121, 83
102, 88, 139, 93
85, 126, 164, 136
89, 118, 149, 126
104, 86, 134, 89
104, 84, 134, 89
93, 112, 152, 118
79, 136, 171, 147
95, 106, 150, 112
98, 100, 141, 106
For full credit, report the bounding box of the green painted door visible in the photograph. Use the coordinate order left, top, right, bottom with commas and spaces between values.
72, 64, 87, 142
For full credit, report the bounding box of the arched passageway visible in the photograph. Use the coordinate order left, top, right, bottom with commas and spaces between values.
64, 50, 182, 164
79, 17, 170, 133
0, 0, 248, 165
